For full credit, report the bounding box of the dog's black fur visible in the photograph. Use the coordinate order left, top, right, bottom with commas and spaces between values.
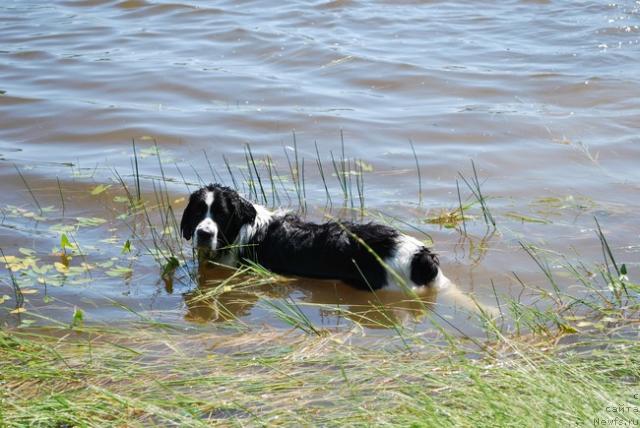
181, 184, 442, 292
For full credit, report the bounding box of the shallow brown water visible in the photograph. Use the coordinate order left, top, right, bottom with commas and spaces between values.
1, 0, 639, 336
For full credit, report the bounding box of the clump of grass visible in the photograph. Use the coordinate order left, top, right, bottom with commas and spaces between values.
168, 132, 374, 216
595, 217, 630, 302
424, 202, 475, 229
2, 268, 640, 427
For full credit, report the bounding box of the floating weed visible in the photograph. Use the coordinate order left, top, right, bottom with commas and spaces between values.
76, 217, 108, 228
531, 194, 597, 217
18, 248, 36, 257
49, 223, 76, 235
3, 253, 39, 273
424, 178, 477, 230
354, 159, 373, 173
424, 204, 475, 229
505, 212, 551, 224
4, 205, 46, 222
2, 238, 118, 294
90, 184, 111, 196
138, 144, 161, 159
69, 162, 100, 179
550, 131, 601, 166
105, 265, 133, 278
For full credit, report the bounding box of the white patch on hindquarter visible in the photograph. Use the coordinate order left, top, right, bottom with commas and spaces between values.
383, 235, 449, 293
194, 191, 218, 251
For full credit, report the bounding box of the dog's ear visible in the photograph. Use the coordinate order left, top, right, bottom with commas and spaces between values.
213, 187, 256, 245
229, 190, 257, 224
180, 191, 200, 241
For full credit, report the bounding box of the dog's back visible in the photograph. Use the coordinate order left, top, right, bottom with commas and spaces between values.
241, 213, 439, 291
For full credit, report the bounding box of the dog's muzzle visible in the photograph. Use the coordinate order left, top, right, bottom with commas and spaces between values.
194, 218, 218, 258
196, 229, 214, 246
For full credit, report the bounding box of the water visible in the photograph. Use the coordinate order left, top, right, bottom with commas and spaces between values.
1, 0, 639, 335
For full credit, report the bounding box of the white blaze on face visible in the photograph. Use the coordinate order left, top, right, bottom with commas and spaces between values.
194, 191, 218, 251
204, 191, 214, 209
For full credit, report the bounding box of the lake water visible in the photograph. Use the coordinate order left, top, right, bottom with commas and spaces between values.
1, 0, 639, 335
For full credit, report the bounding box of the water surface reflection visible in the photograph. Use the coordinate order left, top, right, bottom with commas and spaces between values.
184, 264, 439, 330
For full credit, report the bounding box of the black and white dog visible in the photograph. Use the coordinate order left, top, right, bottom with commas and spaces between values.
180, 184, 449, 294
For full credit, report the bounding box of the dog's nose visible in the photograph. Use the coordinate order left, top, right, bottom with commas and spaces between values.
196, 229, 213, 244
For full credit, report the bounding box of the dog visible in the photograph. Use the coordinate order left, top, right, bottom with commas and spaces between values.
180, 184, 449, 294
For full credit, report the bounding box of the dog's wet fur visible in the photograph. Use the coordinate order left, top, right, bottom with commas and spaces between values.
180, 184, 448, 293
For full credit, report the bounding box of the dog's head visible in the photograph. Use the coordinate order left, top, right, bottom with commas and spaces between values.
180, 184, 257, 258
